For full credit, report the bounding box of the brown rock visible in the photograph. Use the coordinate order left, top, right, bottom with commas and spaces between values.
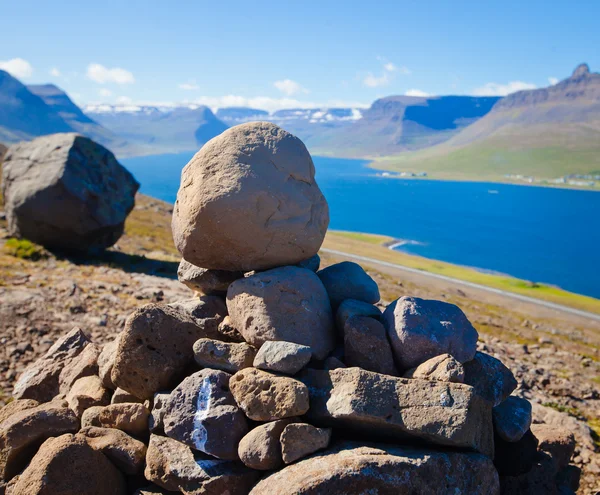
9, 434, 126, 494
227, 266, 335, 360
250, 442, 499, 495
81, 403, 149, 437
12, 328, 90, 402
343, 315, 397, 375
463, 351, 518, 406
403, 353, 465, 383
238, 419, 292, 470
98, 339, 118, 390
280, 423, 331, 464
0, 400, 39, 426
111, 388, 144, 404
230, 368, 310, 421
0, 401, 79, 480
79, 426, 147, 475
58, 343, 101, 395
301, 367, 494, 457
530, 424, 576, 470
145, 434, 259, 495
66, 375, 111, 417
171, 122, 329, 271
193, 338, 256, 373
178, 260, 243, 295
217, 315, 245, 343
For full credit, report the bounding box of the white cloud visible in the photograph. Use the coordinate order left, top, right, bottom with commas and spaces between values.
86, 63, 134, 84
0, 58, 33, 78
99, 88, 112, 97
405, 89, 431, 97
179, 81, 199, 90
187, 95, 369, 113
548, 77, 559, 85
363, 59, 410, 88
50, 67, 61, 77
116, 96, 133, 104
273, 79, 308, 96
472, 81, 537, 96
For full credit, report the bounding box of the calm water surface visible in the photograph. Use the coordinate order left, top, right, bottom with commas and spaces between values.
122, 153, 600, 299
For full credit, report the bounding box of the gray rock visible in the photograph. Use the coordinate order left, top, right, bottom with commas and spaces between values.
249, 442, 500, 495
238, 419, 292, 470
403, 353, 465, 383
1, 133, 139, 251
177, 260, 243, 295
383, 296, 478, 370
193, 338, 256, 373
463, 351, 518, 406
280, 423, 331, 464
296, 254, 320, 272
335, 299, 382, 333
227, 266, 335, 360
162, 369, 248, 460
253, 341, 312, 375
167, 296, 227, 339
300, 367, 494, 457
343, 315, 397, 376
317, 262, 380, 310
493, 396, 532, 442
172, 122, 329, 271
149, 391, 171, 434
98, 339, 118, 390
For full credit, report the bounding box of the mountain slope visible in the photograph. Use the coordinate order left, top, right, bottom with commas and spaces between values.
374, 64, 600, 180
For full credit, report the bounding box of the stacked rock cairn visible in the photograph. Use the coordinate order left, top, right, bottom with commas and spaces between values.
0, 123, 577, 495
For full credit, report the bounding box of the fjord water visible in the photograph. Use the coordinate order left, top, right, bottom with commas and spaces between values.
122, 153, 600, 299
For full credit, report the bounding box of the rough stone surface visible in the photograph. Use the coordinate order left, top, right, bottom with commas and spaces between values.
178, 260, 243, 295
227, 266, 335, 360
79, 426, 147, 475
463, 351, 518, 406
1, 133, 139, 251
0, 400, 39, 426
301, 367, 493, 457
98, 339, 118, 390
81, 403, 149, 437
66, 375, 111, 417
230, 368, 310, 421
217, 315, 245, 343
0, 401, 79, 480
343, 315, 397, 376
253, 341, 312, 375
237, 419, 292, 470
149, 391, 170, 434
193, 338, 256, 373
168, 296, 227, 339
335, 299, 381, 333
58, 343, 101, 395
9, 434, 126, 494
172, 122, 329, 271
403, 353, 465, 383
280, 423, 331, 464
317, 262, 380, 310
112, 303, 219, 399
111, 388, 144, 404
493, 396, 532, 442
12, 327, 90, 402
383, 297, 479, 370
494, 429, 538, 476
145, 434, 259, 495
530, 424, 576, 470
162, 370, 248, 460
250, 442, 500, 495
296, 254, 320, 272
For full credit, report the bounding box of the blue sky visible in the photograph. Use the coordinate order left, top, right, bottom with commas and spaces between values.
1, 0, 598, 111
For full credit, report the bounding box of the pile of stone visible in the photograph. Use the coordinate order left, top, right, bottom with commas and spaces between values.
0, 123, 579, 494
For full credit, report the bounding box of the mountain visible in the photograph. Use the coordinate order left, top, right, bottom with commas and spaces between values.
86, 104, 228, 154
374, 64, 600, 180
307, 95, 500, 157
216, 107, 269, 124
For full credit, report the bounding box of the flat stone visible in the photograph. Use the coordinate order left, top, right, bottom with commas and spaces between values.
178, 260, 244, 295
494, 429, 538, 476
493, 396, 532, 442
317, 262, 380, 310
145, 434, 259, 495
343, 315, 397, 376
280, 423, 331, 464
163, 369, 248, 460
300, 367, 494, 457
78, 426, 147, 475
253, 341, 312, 375
111, 388, 144, 404
0, 401, 79, 480
81, 403, 150, 437
250, 442, 500, 495
463, 352, 518, 407
403, 353, 465, 383
383, 297, 478, 370
58, 343, 101, 395
227, 266, 335, 360
230, 368, 310, 421
193, 338, 256, 373
530, 424, 576, 470
335, 299, 382, 333
238, 419, 292, 470
66, 375, 111, 417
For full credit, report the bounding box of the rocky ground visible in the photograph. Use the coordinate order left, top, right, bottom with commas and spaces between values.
0, 194, 598, 493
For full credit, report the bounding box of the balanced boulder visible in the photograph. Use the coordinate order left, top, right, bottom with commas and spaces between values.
1, 133, 139, 251
171, 122, 329, 271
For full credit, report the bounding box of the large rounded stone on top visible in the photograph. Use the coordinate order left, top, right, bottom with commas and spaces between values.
1, 133, 139, 251
227, 266, 335, 360
171, 122, 329, 271
383, 296, 478, 371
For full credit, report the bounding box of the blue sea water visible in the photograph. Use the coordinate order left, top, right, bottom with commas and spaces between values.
122, 152, 600, 299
